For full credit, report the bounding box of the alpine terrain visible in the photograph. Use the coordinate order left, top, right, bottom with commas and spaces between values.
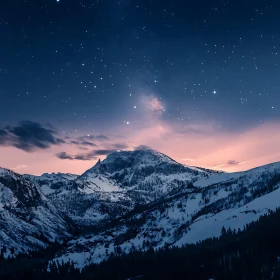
1, 146, 280, 269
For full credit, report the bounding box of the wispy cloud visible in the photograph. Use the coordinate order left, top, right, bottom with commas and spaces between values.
80, 141, 97, 147
110, 143, 128, 150
56, 149, 116, 161
227, 160, 240, 165
70, 141, 80, 145
77, 135, 109, 142
70, 139, 96, 147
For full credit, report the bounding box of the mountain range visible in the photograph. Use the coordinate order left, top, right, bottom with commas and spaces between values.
1, 146, 280, 268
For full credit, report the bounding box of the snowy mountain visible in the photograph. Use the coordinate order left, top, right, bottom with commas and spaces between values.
0, 168, 72, 257
31, 146, 211, 227
53, 161, 280, 268
24, 172, 78, 196
75, 146, 205, 197
1, 148, 280, 270
76, 146, 212, 202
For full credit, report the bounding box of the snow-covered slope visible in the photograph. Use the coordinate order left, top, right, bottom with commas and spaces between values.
36, 146, 211, 227
53, 161, 280, 268
2, 148, 280, 269
0, 168, 72, 257
25, 172, 78, 195
25, 172, 120, 226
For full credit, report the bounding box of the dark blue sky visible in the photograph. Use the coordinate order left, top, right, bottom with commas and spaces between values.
0, 0, 280, 174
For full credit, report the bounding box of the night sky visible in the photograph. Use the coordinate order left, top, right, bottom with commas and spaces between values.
1, 0, 280, 175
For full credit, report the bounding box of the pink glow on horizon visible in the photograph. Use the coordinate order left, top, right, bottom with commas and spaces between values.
0, 121, 280, 176
119, 119, 280, 173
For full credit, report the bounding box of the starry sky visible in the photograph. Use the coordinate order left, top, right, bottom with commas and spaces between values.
1, 0, 280, 175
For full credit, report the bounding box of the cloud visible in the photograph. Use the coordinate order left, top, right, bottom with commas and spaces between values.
0, 129, 9, 144
74, 154, 96, 160
110, 143, 128, 150
56, 152, 75, 160
70, 140, 80, 145
212, 160, 248, 169
78, 135, 109, 142
227, 160, 240, 165
56, 149, 116, 161
78, 147, 88, 150
70, 139, 97, 147
80, 141, 96, 147
96, 135, 109, 141
0, 121, 65, 152
92, 149, 116, 156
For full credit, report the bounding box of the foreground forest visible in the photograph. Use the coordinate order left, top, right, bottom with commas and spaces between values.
2, 207, 280, 280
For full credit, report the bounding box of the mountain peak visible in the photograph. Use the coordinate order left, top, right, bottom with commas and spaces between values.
80, 145, 207, 185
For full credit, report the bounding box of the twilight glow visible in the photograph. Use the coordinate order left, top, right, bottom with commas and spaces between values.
1, 1, 280, 175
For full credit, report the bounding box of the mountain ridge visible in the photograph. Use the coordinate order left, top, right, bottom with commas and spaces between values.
1, 148, 280, 269
0, 168, 72, 257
